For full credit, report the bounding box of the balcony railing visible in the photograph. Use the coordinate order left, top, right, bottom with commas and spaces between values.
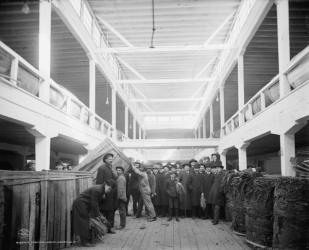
222, 45, 309, 136
0, 41, 127, 141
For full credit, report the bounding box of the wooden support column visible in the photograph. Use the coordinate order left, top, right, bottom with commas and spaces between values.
133, 118, 136, 139
238, 54, 245, 125
237, 143, 249, 171
280, 133, 296, 176
38, 0, 51, 102
276, 0, 291, 97
125, 106, 129, 137
139, 126, 142, 140
112, 88, 117, 139
35, 136, 51, 171
89, 58, 96, 127
89, 58, 96, 112
202, 115, 206, 138
220, 149, 228, 169
198, 123, 202, 139
209, 104, 214, 138
220, 86, 225, 136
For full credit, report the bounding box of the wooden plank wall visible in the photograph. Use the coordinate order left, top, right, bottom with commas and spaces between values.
0, 170, 93, 250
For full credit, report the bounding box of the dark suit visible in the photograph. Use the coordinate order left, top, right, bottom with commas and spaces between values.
72, 185, 105, 241
201, 172, 215, 218
125, 170, 140, 215
187, 172, 203, 217
208, 170, 225, 223
96, 163, 117, 228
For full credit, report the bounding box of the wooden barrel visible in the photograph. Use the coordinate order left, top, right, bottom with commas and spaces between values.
272, 177, 309, 250
245, 177, 277, 248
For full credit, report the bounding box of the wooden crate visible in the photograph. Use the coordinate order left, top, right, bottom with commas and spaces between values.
0, 170, 93, 250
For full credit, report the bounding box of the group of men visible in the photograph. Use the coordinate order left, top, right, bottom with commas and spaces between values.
72, 152, 226, 247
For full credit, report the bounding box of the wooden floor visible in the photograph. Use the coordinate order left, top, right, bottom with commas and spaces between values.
68, 213, 251, 250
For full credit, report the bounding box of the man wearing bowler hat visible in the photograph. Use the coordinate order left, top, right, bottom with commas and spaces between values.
96, 153, 117, 233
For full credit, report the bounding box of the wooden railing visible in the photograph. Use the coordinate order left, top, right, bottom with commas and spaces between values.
0, 41, 127, 141
222, 45, 309, 136
0, 170, 93, 250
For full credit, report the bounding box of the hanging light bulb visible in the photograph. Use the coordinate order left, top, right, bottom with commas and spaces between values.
21, 2, 30, 14
105, 83, 109, 105
216, 94, 219, 102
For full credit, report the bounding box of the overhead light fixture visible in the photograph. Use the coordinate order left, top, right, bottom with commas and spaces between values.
150, 0, 156, 48
105, 83, 109, 105
21, 2, 30, 15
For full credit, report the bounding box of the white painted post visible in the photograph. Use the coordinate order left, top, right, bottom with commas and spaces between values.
280, 133, 296, 176
202, 116, 206, 138
220, 150, 228, 169
10, 58, 19, 85
238, 54, 245, 125
112, 88, 117, 139
276, 0, 291, 97
125, 106, 129, 137
237, 143, 249, 171
198, 123, 202, 139
35, 136, 51, 171
139, 126, 142, 140
260, 92, 266, 110
209, 104, 214, 138
89, 58, 96, 127
89, 58, 96, 112
220, 86, 225, 137
39, 0, 51, 102
133, 118, 136, 139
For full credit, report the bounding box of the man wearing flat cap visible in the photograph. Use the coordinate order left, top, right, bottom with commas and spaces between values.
96, 153, 117, 233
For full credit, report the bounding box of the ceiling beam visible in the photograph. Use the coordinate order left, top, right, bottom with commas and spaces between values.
131, 98, 203, 103
96, 44, 231, 54
194, 57, 216, 80
96, 16, 134, 47
118, 78, 214, 84
204, 12, 235, 46
141, 111, 198, 116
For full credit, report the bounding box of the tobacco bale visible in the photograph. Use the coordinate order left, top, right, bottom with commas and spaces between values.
231, 172, 261, 234
245, 177, 277, 247
273, 177, 309, 250
0, 182, 3, 249
222, 171, 240, 222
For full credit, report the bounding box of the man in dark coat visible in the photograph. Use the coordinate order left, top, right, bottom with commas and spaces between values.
157, 166, 169, 216
210, 153, 222, 168
187, 165, 203, 218
96, 153, 117, 233
72, 182, 111, 246
201, 164, 215, 219
165, 171, 180, 221
125, 167, 140, 216
179, 164, 192, 217
208, 165, 225, 225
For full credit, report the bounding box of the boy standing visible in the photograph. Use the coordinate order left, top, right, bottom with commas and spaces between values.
116, 166, 127, 229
